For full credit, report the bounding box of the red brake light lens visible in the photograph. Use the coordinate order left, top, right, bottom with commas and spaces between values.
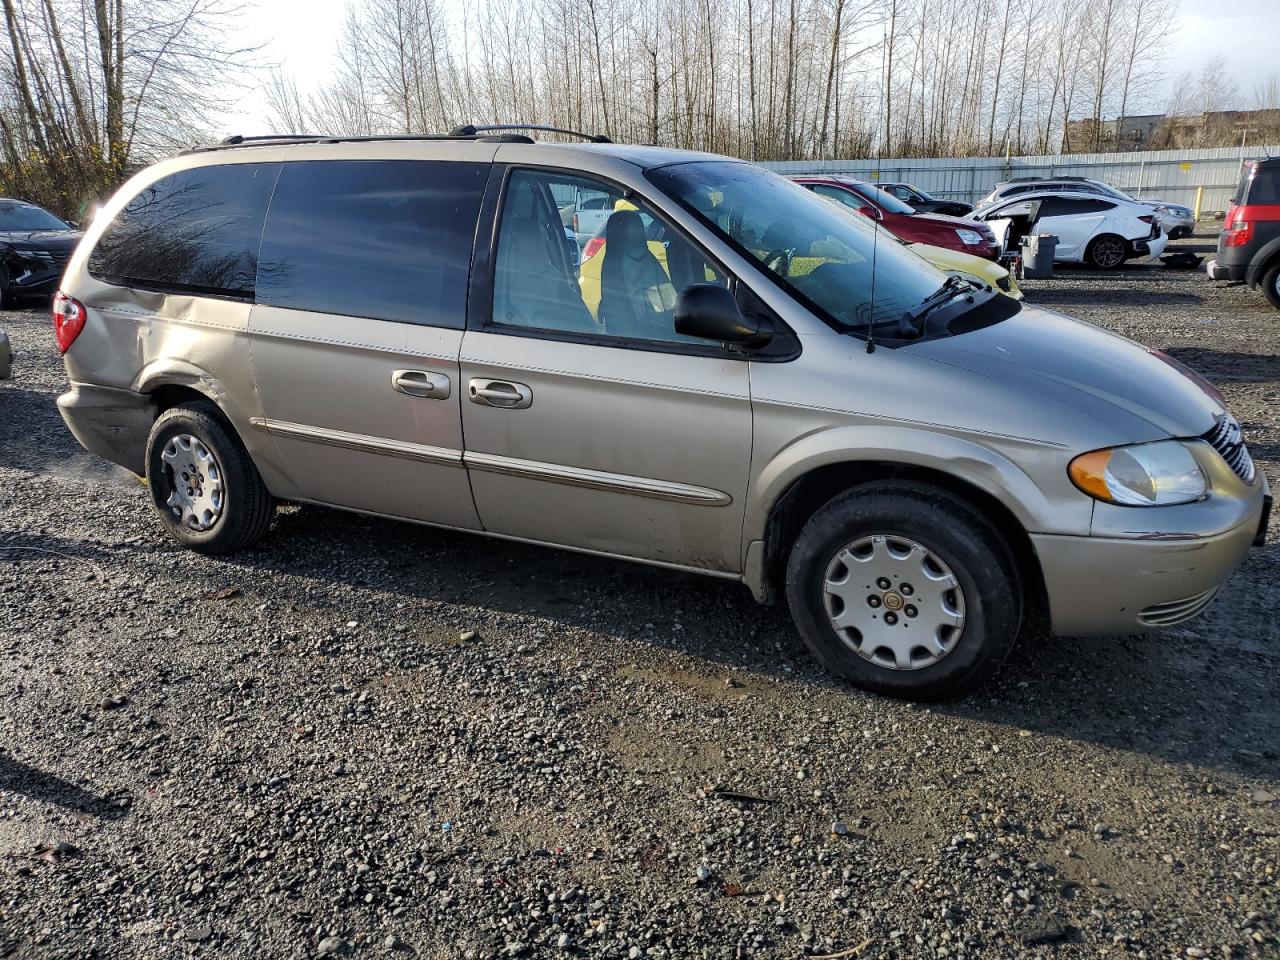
1138, 214, 1155, 225
581, 236, 606, 261
52, 292, 86, 353
1224, 217, 1253, 247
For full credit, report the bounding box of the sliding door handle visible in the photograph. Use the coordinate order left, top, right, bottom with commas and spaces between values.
392, 369, 451, 399
468, 378, 532, 409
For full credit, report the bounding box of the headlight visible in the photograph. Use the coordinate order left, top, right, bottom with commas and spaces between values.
1154, 205, 1171, 215
955, 228, 983, 245
1068, 440, 1207, 506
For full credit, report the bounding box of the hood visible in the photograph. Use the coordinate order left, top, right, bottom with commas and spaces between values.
911, 305, 1223, 444
0, 229, 83, 250
911, 210, 987, 230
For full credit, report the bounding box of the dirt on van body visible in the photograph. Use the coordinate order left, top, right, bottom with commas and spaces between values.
1, 231, 1277, 959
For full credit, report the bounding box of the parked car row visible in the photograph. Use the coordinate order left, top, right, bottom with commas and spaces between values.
794, 174, 1167, 270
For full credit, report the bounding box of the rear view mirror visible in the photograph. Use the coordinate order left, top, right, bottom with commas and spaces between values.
675, 284, 772, 347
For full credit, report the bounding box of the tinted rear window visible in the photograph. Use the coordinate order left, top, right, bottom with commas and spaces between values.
1243, 165, 1280, 205
255, 160, 487, 328
89, 163, 279, 297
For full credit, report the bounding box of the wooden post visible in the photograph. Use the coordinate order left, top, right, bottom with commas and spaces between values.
1193, 185, 1204, 221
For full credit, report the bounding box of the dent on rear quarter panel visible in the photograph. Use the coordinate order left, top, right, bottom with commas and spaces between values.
65, 278, 294, 496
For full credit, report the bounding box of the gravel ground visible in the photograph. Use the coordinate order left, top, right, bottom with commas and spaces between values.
1, 232, 1278, 960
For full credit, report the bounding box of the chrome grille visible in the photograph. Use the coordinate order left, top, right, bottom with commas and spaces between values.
1202, 415, 1255, 484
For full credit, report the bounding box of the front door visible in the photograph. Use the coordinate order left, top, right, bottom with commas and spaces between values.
248, 156, 490, 528
459, 167, 752, 573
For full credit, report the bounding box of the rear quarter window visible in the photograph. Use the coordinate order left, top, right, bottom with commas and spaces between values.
255, 159, 487, 328
89, 163, 279, 298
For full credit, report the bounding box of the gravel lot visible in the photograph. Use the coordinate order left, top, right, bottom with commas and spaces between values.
1, 233, 1278, 960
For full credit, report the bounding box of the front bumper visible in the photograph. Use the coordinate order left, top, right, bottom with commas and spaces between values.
1032, 473, 1270, 637
57, 382, 155, 475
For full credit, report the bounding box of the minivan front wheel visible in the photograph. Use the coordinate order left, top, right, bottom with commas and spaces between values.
785, 483, 1022, 700
145, 402, 275, 554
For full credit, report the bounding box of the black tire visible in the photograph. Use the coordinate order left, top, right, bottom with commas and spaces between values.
1084, 234, 1128, 270
1261, 261, 1280, 311
784, 482, 1022, 701
144, 401, 274, 554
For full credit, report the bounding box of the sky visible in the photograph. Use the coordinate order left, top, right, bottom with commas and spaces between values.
220, 0, 1277, 138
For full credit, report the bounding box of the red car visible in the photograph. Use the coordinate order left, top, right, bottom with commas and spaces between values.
792, 176, 1000, 260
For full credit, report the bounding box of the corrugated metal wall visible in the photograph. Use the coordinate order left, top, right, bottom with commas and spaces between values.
764, 145, 1280, 213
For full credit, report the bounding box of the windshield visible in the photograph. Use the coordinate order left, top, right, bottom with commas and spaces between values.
648, 161, 948, 337
854, 183, 916, 215
1085, 180, 1131, 201
0, 201, 68, 232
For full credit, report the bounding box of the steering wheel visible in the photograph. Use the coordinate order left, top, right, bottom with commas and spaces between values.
762, 247, 794, 276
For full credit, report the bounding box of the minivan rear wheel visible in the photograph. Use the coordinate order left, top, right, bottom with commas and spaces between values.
145, 401, 275, 554
785, 482, 1022, 700
1085, 234, 1128, 270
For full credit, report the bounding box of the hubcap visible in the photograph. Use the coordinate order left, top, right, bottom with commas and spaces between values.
822, 535, 966, 671
160, 434, 224, 531
1093, 238, 1124, 268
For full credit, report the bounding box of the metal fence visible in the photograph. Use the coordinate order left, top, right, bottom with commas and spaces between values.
764, 145, 1280, 214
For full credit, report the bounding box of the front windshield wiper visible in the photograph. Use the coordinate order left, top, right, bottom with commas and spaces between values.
899, 274, 980, 337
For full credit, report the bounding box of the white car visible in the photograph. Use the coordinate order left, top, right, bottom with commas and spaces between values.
969, 192, 1168, 270
975, 177, 1195, 239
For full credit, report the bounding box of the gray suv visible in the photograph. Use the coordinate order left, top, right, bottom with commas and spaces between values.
55, 127, 1270, 700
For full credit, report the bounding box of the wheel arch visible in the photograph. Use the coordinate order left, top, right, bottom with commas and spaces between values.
1085, 231, 1131, 267
747, 440, 1051, 619
1244, 235, 1280, 288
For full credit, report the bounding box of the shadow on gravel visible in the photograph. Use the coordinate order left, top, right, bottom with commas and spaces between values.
217, 504, 1280, 781
1027, 288, 1205, 305
1163, 346, 1280, 382
0, 754, 129, 821
0, 387, 80, 473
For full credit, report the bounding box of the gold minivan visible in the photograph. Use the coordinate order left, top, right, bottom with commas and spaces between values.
55, 127, 1270, 699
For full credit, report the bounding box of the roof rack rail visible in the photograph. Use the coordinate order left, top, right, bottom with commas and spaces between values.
184, 131, 536, 154
1006, 174, 1091, 183
449, 123, 612, 144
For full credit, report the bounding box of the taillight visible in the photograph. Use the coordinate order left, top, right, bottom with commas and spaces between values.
1224, 217, 1254, 247
572, 213, 580, 234
52, 292, 86, 353
1137, 214, 1155, 225
581, 236, 606, 261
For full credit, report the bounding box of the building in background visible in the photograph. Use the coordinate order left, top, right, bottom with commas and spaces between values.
1067, 109, 1280, 153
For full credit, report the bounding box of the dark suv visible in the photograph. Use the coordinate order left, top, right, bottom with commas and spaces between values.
0, 199, 83, 306
1207, 157, 1280, 309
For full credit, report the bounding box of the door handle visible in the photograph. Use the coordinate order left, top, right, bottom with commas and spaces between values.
391, 369, 451, 399
468, 378, 532, 409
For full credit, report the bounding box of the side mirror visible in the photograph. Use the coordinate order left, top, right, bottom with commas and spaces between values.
857, 205, 882, 221
674, 284, 772, 347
